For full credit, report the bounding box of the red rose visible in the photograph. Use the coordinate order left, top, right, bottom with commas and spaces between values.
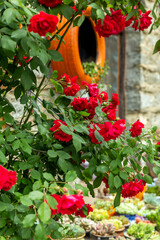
0, 166, 9, 190
49, 120, 72, 142
60, 195, 85, 215
95, 10, 125, 38
100, 91, 108, 102
71, 97, 88, 111
111, 9, 126, 32
50, 194, 62, 216
121, 179, 144, 198
95, 15, 117, 38
107, 109, 117, 121
112, 119, 126, 139
88, 83, 99, 97
102, 177, 109, 189
129, 119, 144, 137
157, 142, 160, 146
89, 124, 103, 144
132, 10, 152, 31
38, 0, 62, 8
28, 11, 59, 36
2, 170, 17, 191
75, 204, 93, 218
71, 5, 78, 13
112, 93, 119, 106
99, 122, 114, 142
63, 83, 80, 96
86, 97, 98, 119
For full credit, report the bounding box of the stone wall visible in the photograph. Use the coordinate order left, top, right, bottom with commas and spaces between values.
126, 0, 160, 129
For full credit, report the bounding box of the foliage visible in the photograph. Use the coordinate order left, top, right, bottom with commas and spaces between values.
59, 224, 85, 238
0, 0, 160, 239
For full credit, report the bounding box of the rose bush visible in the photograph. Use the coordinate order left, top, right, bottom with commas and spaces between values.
0, 0, 160, 239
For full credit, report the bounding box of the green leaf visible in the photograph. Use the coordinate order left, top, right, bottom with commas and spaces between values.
50, 79, 63, 93
0, 202, 6, 212
61, 5, 74, 19
119, 171, 129, 180
33, 181, 42, 191
46, 195, 57, 209
1, 36, 16, 52
96, 9, 105, 19
48, 50, 63, 62
29, 191, 44, 200
31, 169, 41, 180
94, 130, 104, 143
3, 113, 14, 124
73, 134, 81, 152
143, 175, 153, 184
143, 166, 149, 174
20, 195, 33, 207
38, 202, 51, 223
114, 190, 121, 207
58, 158, 68, 172
77, 14, 85, 27
20, 139, 32, 155
12, 140, 20, 150
11, 29, 27, 39
65, 170, 77, 182
75, 184, 89, 196
47, 150, 57, 158
21, 69, 33, 90
63, 0, 73, 4
43, 173, 54, 181
0, 218, 6, 228
153, 39, 160, 54
23, 214, 36, 228
93, 176, 103, 188
126, 9, 137, 21
114, 175, 122, 189
97, 164, 109, 174
0, 150, 7, 163
35, 223, 46, 240
60, 124, 72, 135
79, 111, 90, 117
57, 151, 71, 159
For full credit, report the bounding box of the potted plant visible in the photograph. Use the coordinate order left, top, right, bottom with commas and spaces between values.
90, 222, 116, 240
59, 224, 85, 240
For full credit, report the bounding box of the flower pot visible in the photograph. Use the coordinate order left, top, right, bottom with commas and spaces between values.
115, 226, 125, 237
90, 231, 116, 240
62, 234, 85, 240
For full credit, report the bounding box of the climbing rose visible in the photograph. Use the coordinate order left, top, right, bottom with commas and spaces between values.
89, 124, 103, 144
38, 0, 62, 8
28, 11, 58, 36
60, 74, 78, 86
132, 10, 152, 31
86, 97, 99, 119
51, 194, 85, 215
99, 122, 115, 142
49, 120, 72, 142
112, 119, 126, 138
112, 93, 119, 106
75, 204, 93, 217
107, 109, 117, 121
71, 97, 88, 111
88, 83, 99, 97
121, 179, 144, 198
100, 91, 108, 102
0, 166, 17, 191
129, 119, 144, 137
95, 9, 126, 38
2, 171, 17, 191
63, 83, 80, 96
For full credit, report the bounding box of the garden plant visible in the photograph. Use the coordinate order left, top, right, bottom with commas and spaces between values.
0, 0, 160, 239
